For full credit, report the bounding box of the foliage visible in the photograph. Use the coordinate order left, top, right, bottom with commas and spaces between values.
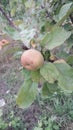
16, 78, 38, 108
0, 0, 73, 109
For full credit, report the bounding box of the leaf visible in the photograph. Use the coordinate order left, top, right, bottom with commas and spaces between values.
11, 7, 16, 17
41, 26, 71, 50
55, 3, 73, 22
54, 63, 73, 92
20, 28, 36, 48
66, 55, 73, 66
31, 69, 42, 82
16, 79, 38, 108
22, 68, 31, 80
54, 59, 66, 64
42, 82, 59, 98
14, 20, 23, 26
56, 51, 69, 59
25, 0, 35, 8
67, 34, 73, 49
34, 127, 43, 130
40, 62, 59, 83
4, 26, 20, 40
45, 126, 52, 130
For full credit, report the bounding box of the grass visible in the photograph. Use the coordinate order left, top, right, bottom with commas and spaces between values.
34, 93, 73, 130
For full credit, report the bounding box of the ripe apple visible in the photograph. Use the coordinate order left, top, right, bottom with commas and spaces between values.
21, 49, 44, 71
54, 59, 66, 63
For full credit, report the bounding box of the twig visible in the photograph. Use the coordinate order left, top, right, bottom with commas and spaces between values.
0, 6, 19, 31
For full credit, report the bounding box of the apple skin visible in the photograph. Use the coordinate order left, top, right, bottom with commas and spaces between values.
54, 59, 66, 63
21, 49, 44, 71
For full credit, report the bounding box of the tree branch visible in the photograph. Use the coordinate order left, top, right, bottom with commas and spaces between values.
0, 6, 19, 31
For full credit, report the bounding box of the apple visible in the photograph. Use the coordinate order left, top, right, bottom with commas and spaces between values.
54, 59, 66, 63
21, 49, 44, 71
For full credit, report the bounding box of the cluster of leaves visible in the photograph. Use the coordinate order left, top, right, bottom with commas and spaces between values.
0, 0, 25, 17
0, 0, 73, 109
16, 1, 73, 109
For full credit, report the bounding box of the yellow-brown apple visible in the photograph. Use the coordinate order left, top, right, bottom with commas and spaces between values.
21, 49, 44, 71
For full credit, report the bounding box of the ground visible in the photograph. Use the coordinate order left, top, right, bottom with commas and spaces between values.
0, 34, 41, 130
0, 34, 73, 130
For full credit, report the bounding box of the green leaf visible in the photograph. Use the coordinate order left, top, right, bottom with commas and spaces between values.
42, 82, 59, 98
23, 68, 31, 80
55, 3, 73, 22
25, 0, 35, 8
40, 62, 59, 83
45, 126, 52, 130
34, 127, 43, 130
31, 69, 42, 82
11, 7, 16, 17
54, 63, 73, 92
56, 51, 69, 59
53, 124, 59, 130
16, 79, 38, 108
20, 28, 36, 48
4, 26, 20, 40
69, 111, 73, 118
66, 55, 73, 66
41, 26, 71, 50
67, 34, 73, 49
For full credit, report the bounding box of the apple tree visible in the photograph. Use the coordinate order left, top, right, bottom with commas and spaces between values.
0, 0, 73, 109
